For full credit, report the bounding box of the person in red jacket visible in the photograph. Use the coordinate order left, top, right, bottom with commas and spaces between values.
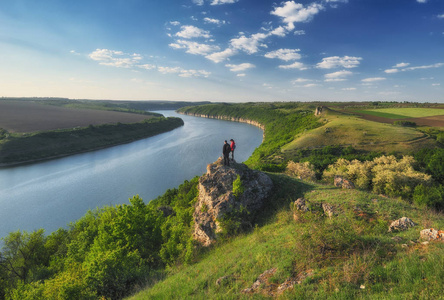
230, 139, 236, 161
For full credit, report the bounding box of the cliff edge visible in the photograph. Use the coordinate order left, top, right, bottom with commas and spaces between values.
193, 157, 273, 246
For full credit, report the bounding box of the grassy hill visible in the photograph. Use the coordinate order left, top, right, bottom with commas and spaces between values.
282, 108, 436, 155
128, 174, 444, 299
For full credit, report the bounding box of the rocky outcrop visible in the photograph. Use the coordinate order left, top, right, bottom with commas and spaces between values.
193, 158, 273, 246
315, 106, 324, 116
334, 175, 355, 189
420, 228, 444, 241
388, 217, 416, 232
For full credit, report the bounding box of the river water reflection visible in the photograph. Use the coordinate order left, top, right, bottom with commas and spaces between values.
0, 111, 263, 240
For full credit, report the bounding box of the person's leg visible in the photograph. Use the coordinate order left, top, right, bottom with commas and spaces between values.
231, 150, 234, 161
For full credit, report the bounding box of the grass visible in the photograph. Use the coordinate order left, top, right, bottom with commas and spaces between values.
127, 174, 444, 299
282, 109, 434, 154
356, 108, 444, 119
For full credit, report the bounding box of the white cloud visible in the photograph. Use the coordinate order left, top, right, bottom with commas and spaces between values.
432, 83, 441, 86
205, 48, 237, 63
237, 73, 246, 77
292, 78, 312, 84
176, 25, 211, 39
362, 77, 386, 82
394, 62, 410, 68
384, 69, 399, 74
203, 17, 226, 25
230, 32, 269, 54
225, 63, 255, 72
417, 0, 427, 3
270, 26, 287, 37
264, 49, 301, 61
138, 64, 156, 70
169, 40, 220, 55
88, 49, 142, 68
211, 0, 238, 4
294, 30, 305, 35
303, 83, 320, 87
324, 70, 353, 81
158, 66, 210, 78
316, 56, 362, 69
403, 62, 444, 71
170, 21, 181, 26
271, 1, 324, 30
438, 14, 444, 19
192, 0, 204, 5
279, 62, 307, 70
342, 87, 356, 91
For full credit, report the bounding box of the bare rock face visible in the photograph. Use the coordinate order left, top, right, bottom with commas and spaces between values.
193, 158, 273, 247
420, 228, 444, 241
334, 175, 355, 189
388, 217, 416, 232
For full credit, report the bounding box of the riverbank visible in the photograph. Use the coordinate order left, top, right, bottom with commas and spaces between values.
0, 117, 184, 166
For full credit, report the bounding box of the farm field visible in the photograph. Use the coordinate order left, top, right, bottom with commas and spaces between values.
0, 100, 152, 133
353, 107, 444, 128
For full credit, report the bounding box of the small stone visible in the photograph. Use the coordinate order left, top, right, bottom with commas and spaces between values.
360, 285, 365, 289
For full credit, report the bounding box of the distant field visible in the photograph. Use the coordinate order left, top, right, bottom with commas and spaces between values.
0, 100, 152, 133
356, 108, 444, 119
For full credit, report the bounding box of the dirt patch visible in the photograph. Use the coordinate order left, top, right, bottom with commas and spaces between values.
354, 112, 444, 128
0, 100, 152, 133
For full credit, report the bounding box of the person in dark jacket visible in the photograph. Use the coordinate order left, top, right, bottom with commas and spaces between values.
223, 140, 231, 166
230, 139, 236, 161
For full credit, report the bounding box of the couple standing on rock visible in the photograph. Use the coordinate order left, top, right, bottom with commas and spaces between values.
223, 139, 236, 166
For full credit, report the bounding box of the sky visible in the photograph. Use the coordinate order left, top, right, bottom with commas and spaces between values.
0, 0, 443, 102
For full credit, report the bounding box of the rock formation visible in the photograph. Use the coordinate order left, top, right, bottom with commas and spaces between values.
420, 228, 444, 241
388, 217, 416, 232
193, 158, 273, 246
334, 175, 355, 189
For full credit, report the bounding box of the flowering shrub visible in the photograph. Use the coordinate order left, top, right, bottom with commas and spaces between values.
286, 161, 317, 181
323, 155, 432, 199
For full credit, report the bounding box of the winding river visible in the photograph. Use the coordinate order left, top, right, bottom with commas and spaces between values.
0, 111, 263, 240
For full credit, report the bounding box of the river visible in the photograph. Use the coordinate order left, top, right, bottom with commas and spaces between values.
0, 111, 263, 240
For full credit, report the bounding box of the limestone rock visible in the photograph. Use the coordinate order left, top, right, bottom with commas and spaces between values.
315, 106, 324, 116
388, 217, 416, 232
241, 268, 277, 294
322, 202, 337, 218
293, 198, 310, 221
420, 228, 444, 241
193, 157, 273, 246
334, 175, 355, 189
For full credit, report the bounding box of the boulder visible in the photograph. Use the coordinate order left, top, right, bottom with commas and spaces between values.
334, 175, 355, 189
193, 158, 273, 246
293, 198, 310, 221
322, 202, 337, 218
420, 228, 444, 241
388, 217, 416, 232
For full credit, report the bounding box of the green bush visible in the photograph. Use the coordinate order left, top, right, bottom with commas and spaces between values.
413, 184, 444, 209
232, 175, 245, 199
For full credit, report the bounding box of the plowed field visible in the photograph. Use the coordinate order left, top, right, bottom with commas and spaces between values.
0, 100, 151, 133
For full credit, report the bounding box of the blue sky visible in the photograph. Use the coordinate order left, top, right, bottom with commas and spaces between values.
0, 0, 443, 102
